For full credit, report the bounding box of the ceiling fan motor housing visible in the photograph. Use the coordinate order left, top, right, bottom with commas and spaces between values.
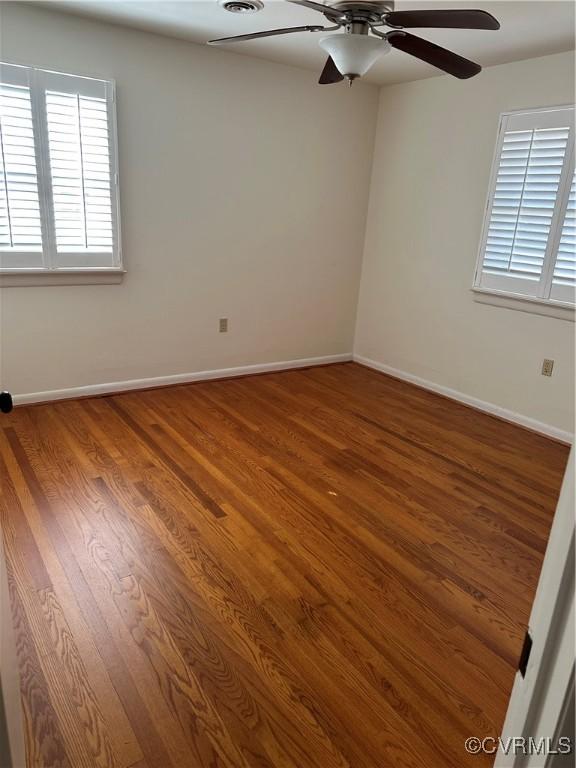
331, 1, 394, 21
331, 1, 394, 11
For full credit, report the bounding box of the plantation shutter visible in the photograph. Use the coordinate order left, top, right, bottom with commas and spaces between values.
550, 172, 576, 303
0, 66, 45, 268
475, 107, 575, 305
41, 69, 118, 268
0, 62, 121, 273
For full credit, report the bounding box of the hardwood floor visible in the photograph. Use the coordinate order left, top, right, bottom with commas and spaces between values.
0, 362, 569, 768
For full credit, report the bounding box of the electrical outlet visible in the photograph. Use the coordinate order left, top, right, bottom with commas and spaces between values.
541, 359, 554, 377
219, 318, 228, 333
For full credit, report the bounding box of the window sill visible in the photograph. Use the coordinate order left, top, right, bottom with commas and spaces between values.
0, 269, 126, 287
472, 287, 575, 321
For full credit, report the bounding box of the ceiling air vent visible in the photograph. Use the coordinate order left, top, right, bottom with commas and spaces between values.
219, 0, 264, 13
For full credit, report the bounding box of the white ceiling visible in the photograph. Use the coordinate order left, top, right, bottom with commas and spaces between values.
43, 0, 575, 85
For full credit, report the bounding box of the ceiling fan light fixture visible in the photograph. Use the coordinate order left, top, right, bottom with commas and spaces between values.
319, 33, 389, 80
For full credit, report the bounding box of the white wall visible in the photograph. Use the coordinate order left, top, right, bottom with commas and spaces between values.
354, 51, 575, 435
0, 3, 378, 395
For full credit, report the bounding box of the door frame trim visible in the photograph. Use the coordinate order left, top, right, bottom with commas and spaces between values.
496, 448, 575, 767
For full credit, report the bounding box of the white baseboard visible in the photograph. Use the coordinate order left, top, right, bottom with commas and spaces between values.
354, 354, 574, 445
13, 353, 352, 406
14, 352, 573, 445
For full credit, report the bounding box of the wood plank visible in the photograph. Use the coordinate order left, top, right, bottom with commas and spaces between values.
1, 426, 176, 768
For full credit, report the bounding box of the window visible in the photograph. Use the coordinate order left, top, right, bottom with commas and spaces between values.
474, 106, 575, 312
0, 62, 121, 282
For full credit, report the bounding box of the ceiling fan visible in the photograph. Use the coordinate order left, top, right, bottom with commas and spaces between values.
208, 1, 500, 85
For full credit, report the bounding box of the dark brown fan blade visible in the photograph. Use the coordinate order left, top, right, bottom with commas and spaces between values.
386, 9, 500, 30
387, 31, 481, 78
319, 56, 344, 84
286, 0, 343, 21
208, 25, 325, 44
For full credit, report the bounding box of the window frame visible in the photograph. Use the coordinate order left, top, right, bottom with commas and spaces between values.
0, 61, 123, 286
472, 104, 575, 318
